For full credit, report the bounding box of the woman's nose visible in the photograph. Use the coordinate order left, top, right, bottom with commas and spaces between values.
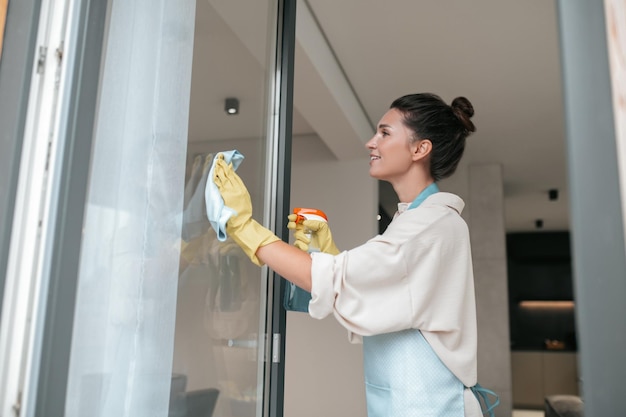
365, 136, 376, 149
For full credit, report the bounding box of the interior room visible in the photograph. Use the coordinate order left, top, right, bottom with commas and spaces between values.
8, 0, 626, 416
177, 0, 573, 416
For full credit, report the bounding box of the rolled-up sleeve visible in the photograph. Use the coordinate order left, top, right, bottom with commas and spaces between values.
308, 251, 340, 320
308, 234, 416, 338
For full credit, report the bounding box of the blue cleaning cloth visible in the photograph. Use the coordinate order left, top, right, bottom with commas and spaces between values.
205, 150, 244, 241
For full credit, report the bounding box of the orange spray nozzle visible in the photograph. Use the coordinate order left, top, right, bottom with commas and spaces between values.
293, 207, 328, 224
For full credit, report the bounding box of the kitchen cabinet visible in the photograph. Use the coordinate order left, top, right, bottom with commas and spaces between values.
511, 351, 580, 409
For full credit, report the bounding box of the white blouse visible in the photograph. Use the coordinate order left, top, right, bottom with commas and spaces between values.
308, 192, 478, 389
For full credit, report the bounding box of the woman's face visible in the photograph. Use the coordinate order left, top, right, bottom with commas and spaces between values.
366, 108, 418, 182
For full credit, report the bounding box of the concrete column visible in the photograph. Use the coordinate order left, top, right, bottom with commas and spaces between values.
468, 163, 512, 417
557, 1, 626, 413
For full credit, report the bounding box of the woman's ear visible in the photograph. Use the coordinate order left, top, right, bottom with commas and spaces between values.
411, 139, 432, 161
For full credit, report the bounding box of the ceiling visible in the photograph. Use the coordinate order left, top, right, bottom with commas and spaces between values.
191, 0, 569, 232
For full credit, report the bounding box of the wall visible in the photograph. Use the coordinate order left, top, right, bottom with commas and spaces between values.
468, 164, 513, 417
284, 135, 376, 417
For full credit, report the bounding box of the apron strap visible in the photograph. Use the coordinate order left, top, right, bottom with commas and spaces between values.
469, 384, 500, 417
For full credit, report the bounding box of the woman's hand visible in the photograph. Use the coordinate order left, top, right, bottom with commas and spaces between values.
213, 155, 279, 265
287, 214, 340, 255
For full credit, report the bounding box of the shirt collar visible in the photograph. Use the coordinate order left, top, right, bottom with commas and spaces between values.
408, 182, 440, 210
396, 182, 440, 214
396, 191, 466, 218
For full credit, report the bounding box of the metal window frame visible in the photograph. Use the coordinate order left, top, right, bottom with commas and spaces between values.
0, 0, 42, 320
267, 1, 296, 416
31, 0, 109, 415
0, 0, 100, 414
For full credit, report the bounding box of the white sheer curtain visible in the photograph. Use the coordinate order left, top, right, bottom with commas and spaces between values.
64, 1, 195, 416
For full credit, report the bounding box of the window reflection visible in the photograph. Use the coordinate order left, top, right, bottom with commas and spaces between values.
169, 0, 277, 416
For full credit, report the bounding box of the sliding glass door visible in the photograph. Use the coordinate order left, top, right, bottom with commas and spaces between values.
0, 0, 293, 416
168, 1, 287, 416
65, 1, 286, 416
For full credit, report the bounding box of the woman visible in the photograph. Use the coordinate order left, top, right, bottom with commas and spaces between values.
212, 93, 497, 416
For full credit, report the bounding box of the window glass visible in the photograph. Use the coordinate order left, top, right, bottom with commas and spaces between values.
65, 1, 279, 416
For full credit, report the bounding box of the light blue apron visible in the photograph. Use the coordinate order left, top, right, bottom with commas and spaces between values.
362, 183, 498, 417
363, 329, 464, 416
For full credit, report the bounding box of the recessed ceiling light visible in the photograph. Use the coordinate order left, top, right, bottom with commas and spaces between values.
225, 98, 239, 115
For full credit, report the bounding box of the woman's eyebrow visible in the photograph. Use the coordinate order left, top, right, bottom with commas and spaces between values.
377, 123, 392, 130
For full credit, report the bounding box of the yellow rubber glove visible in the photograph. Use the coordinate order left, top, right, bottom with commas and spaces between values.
213, 155, 280, 266
287, 214, 340, 255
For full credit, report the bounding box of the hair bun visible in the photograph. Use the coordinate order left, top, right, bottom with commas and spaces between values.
451, 96, 476, 133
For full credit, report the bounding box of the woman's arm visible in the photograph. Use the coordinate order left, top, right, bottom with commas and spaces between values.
212, 156, 314, 290
256, 240, 313, 291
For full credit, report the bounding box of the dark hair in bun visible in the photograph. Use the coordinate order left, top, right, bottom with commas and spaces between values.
390, 93, 476, 181
451, 96, 476, 134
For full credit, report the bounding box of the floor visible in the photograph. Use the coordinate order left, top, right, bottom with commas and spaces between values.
513, 410, 544, 417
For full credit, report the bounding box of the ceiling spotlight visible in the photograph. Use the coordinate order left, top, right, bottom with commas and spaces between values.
225, 98, 239, 115
548, 189, 559, 201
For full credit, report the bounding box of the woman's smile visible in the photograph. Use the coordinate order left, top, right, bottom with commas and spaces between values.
365, 108, 415, 181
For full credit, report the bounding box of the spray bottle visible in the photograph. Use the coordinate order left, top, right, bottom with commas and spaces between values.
283, 207, 329, 312
293, 208, 328, 253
